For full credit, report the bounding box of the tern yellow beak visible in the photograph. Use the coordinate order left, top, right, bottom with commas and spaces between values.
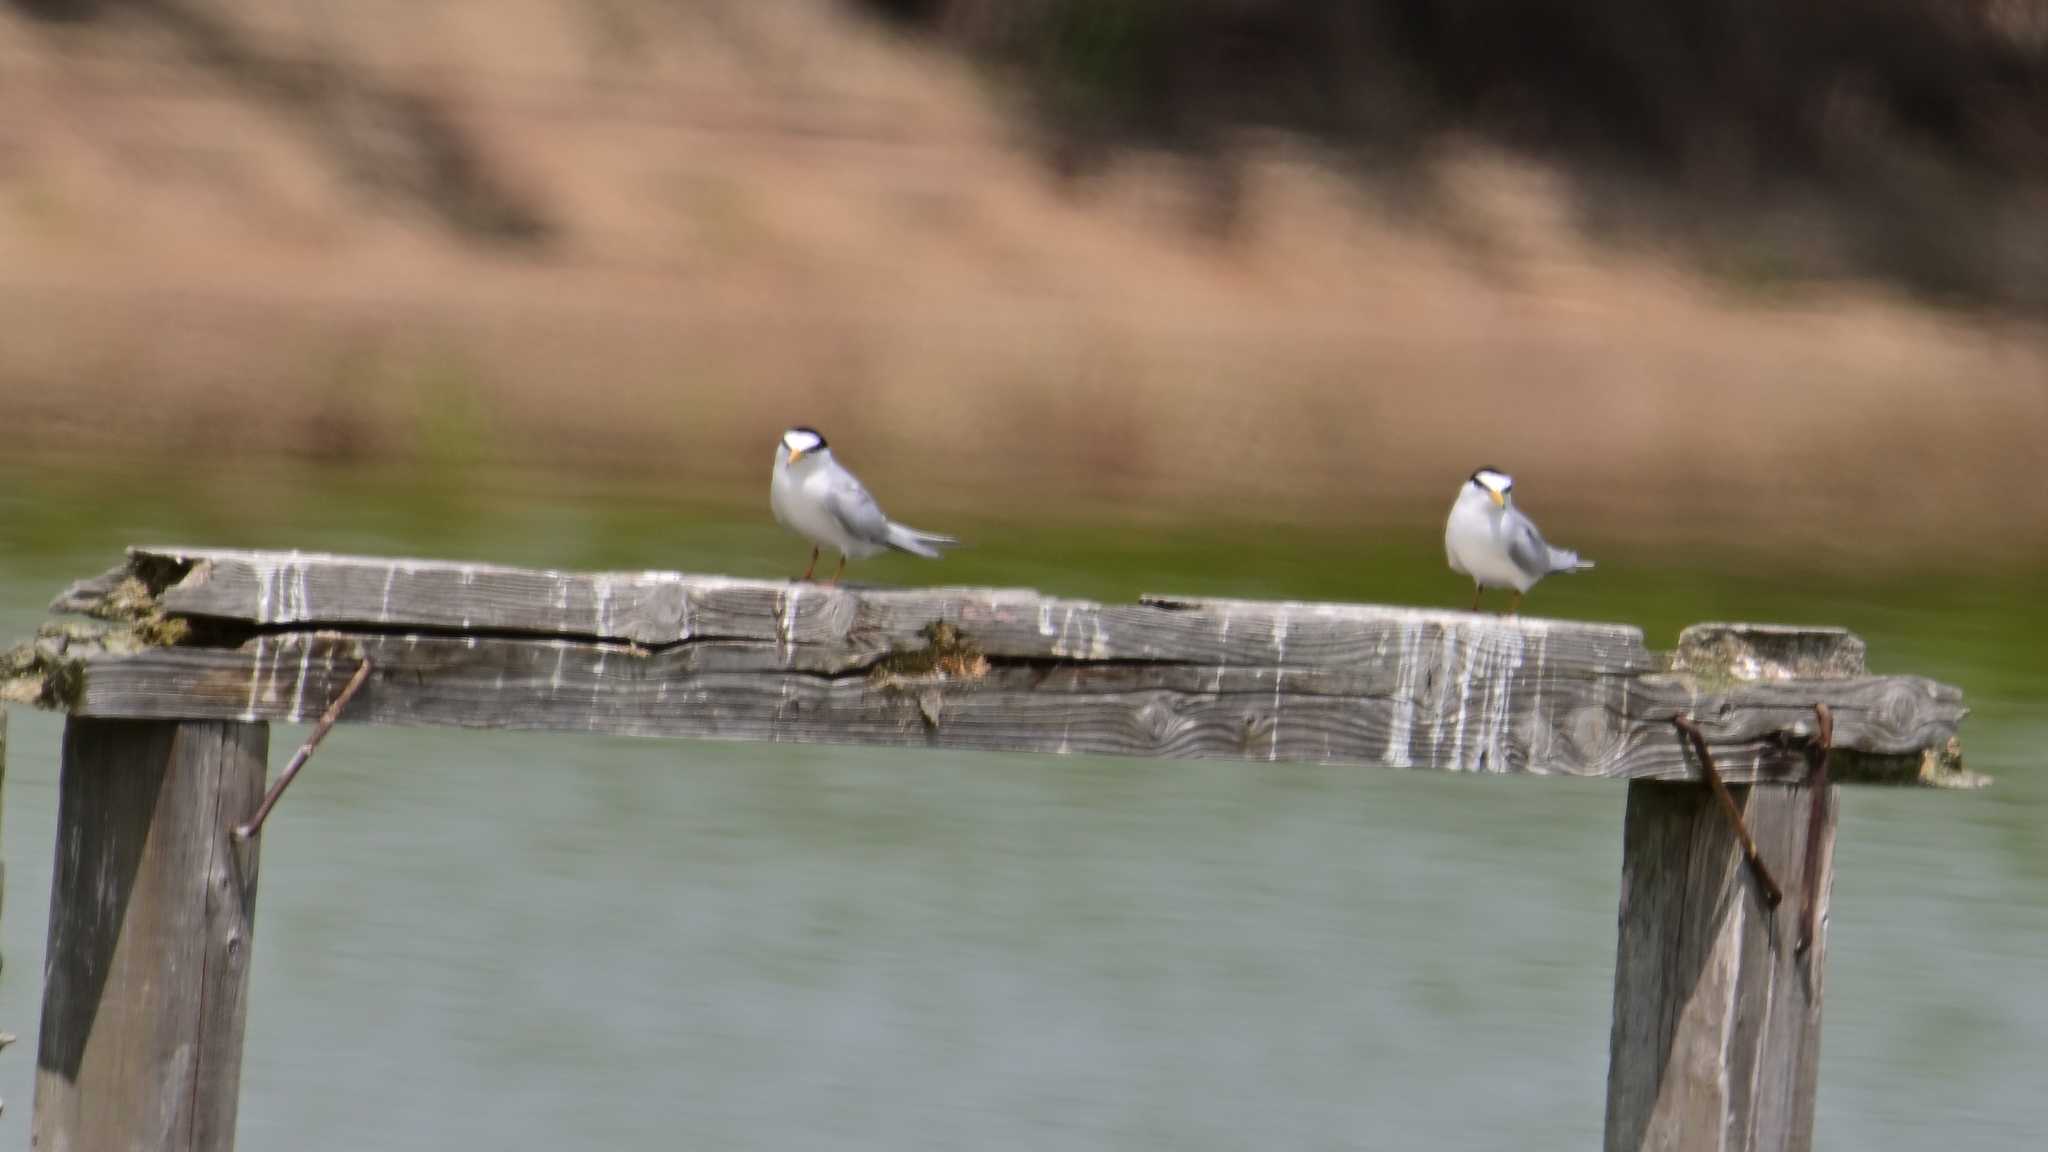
1489, 489, 1506, 508
787, 447, 804, 465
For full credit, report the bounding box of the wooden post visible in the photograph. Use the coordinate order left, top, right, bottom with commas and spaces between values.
1604, 779, 1837, 1152
1, 706, 8, 977
33, 717, 268, 1152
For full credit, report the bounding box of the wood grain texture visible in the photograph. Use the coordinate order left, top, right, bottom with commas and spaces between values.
70, 631, 1966, 783
19, 548, 1969, 784
1604, 779, 1835, 1152
137, 546, 1653, 672
33, 718, 268, 1152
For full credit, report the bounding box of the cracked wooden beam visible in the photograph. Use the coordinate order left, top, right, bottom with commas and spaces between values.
9, 547, 1976, 787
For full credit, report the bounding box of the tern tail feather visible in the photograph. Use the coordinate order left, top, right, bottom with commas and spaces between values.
884, 523, 958, 559
1548, 547, 1594, 574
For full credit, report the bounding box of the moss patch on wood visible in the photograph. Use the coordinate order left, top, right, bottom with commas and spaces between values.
0, 624, 93, 710
870, 621, 992, 731
2, 563, 198, 710
1833, 737, 1986, 789
85, 576, 193, 647
871, 621, 991, 685
1671, 624, 1867, 683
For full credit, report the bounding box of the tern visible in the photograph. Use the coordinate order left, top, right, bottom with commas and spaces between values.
770, 426, 957, 583
1445, 467, 1592, 614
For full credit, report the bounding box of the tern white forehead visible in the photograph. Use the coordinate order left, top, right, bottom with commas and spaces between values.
781, 427, 827, 454
1470, 467, 1513, 494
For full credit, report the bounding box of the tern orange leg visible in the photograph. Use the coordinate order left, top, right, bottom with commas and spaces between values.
1470, 585, 1483, 612
800, 546, 819, 582
1509, 591, 1523, 616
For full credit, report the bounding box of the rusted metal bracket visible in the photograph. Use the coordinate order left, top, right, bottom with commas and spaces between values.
1672, 714, 1785, 909
1798, 703, 1834, 954
232, 653, 374, 842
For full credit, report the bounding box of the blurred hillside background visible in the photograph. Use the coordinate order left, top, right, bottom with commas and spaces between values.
2, 4, 2047, 1152
1, 0, 2045, 560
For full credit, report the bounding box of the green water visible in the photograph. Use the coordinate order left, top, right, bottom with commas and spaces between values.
0, 466, 2041, 1150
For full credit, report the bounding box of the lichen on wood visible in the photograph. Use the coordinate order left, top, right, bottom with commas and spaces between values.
870, 621, 992, 687
869, 621, 992, 731
1671, 623, 1867, 683
1833, 737, 1985, 789
3, 564, 197, 709
0, 625, 92, 710
82, 577, 192, 647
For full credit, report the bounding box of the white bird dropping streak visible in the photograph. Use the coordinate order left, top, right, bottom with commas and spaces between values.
1048, 605, 1079, 658
255, 562, 275, 624
1446, 628, 1473, 770
1086, 614, 1110, 661
778, 586, 803, 663
1384, 621, 1423, 767
592, 574, 615, 637
289, 556, 310, 624
288, 640, 312, 724
1268, 612, 1290, 761
1478, 630, 1526, 773
244, 636, 268, 721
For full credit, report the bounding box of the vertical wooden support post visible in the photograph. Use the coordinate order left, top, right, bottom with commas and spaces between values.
1604, 779, 1838, 1152
1, 707, 9, 977
33, 717, 269, 1152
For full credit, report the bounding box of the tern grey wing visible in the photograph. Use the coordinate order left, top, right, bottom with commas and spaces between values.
1504, 511, 1555, 579
822, 470, 894, 547
1506, 507, 1591, 578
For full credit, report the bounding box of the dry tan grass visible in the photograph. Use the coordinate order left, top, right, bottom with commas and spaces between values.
2, 1, 2044, 562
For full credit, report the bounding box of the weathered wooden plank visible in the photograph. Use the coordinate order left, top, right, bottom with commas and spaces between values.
14, 549, 1971, 783
1603, 779, 1834, 1152
136, 546, 1655, 673
70, 633, 1966, 783
33, 718, 267, 1152
148, 546, 699, 645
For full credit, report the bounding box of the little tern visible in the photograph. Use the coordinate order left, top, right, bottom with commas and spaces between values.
1445, 467, 1592, 614
770, 426, 957, 583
